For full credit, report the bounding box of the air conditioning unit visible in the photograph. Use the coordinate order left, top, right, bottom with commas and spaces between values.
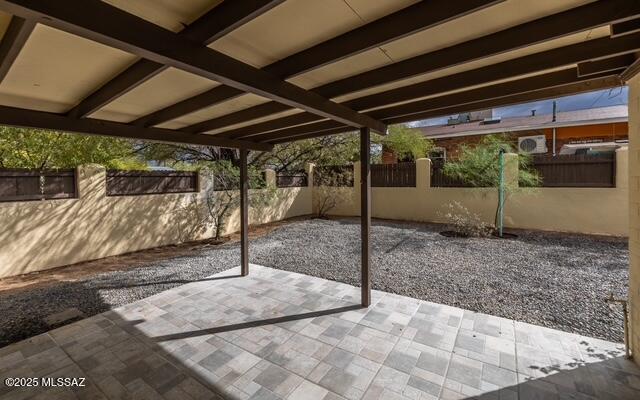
518, 135, 548, 154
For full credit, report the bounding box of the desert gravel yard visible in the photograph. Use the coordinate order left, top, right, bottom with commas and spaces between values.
0, 218, 628, 348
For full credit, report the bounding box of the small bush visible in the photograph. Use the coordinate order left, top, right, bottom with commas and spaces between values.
440, 201, 492, 238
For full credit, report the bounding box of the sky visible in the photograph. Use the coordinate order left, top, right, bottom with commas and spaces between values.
409, 86, 629, 127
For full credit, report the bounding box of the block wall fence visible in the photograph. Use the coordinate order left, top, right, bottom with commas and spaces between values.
0, 165, 312, 278
0, 148, 628, 278
321, 148, 628, 238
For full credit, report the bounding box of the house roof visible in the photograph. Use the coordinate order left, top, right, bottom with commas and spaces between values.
0, 1, 637, 149
414, 105, 629, 139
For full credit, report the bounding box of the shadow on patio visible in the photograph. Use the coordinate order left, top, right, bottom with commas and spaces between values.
1, 265, 638, 399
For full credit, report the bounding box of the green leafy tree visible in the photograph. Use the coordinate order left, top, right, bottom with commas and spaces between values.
138, 133, 362, 172
443, 134, 541, 229
377, 125, 434, 162
0, 127, 144, 169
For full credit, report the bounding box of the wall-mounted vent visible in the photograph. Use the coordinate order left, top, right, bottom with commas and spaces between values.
481, 117, 501, 125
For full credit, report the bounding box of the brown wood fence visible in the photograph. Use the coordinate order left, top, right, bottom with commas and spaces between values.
277, 171, 307, 188
106, 170, 198, 196
532, 153, 616, 187
371, 163, 416, 187
314, 165, 354, 187
430, 166, 475, 187
0, 169, 76, 202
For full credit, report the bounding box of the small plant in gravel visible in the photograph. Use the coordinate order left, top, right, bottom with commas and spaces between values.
313, 168, 353, 218
440, 201, 493, 238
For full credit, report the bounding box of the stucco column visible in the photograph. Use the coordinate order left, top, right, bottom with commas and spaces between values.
305, 163, 315, 188
416, 158, 431, 190
76, 164, 106, 200
628, 75, 640, 365
503, 153, 519, 189
264, 169, 276, 187
616, 147, 629, 189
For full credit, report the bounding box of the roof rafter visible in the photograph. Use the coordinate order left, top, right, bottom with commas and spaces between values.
577, 54, 636, 77
0, 15, 34, 83
0, 0, 387, 133
610, 16, 640, 37
218, 32, 640, 140
131, 0, 504, 127
620, 56, 640, 82
66, 0, 285, 119
184, 0, 640, 134
269, 75, 623, 144
0, 105, 273, 150
254, 69, 624, 143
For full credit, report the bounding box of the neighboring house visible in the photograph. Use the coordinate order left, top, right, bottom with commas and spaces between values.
382, 106, 628, 163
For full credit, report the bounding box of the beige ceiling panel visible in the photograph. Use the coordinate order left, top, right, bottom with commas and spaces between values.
332, 27, 610, 103
343, 0, 420, 22
208, 0, 419, 69
0, 12, 12, 39
90, 67, 218, 123
156, 93, 271, 129
288, 47, 392, 89
381, 0, 596, 62
364, 66, 576, 112
205, 108, 304, 136
285, 0, 599, 90
209, 0, 363, 68
0, 24, 136, 113
103, 0, 222, 32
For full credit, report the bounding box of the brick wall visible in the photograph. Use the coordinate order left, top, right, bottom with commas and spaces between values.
432, 123, 628, 159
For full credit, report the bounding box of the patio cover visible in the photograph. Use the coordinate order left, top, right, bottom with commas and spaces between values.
0, 0, 639, 306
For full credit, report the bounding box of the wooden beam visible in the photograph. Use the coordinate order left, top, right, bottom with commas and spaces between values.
216, 33, 640, 140
611, 17, 640, 37
578, 54, 636, 77
240, 148, 249, 276
66, 0, 284, 119
0, 16, 34, 83
268, 74, 623, 144
133, 0, 502, 127
0, 105, 273, 151
248, 68, 624, 143
621, 56, 640, 81
360, 127, 371, 307
184, 0, 640, 134
0, 0, 386, 134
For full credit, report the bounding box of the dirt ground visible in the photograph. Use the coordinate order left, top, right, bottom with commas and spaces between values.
0, 216, 308, 294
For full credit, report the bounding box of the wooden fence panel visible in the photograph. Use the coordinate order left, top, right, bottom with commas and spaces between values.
430, 166, 475, 187
314, 165, 354, 187
371, 163, 416, 187
277, 171, 308, 188
532, 154, 615, 187
0, 169, 76, 201
106, 170, 198, 196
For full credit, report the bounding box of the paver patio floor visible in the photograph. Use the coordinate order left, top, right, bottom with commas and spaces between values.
1, 265, 639, 400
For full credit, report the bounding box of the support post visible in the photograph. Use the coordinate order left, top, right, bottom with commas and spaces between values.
240, 149, 249, 276
360, 127, 371, 307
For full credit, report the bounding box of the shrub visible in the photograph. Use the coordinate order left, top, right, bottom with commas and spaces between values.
440, 201, 492, 237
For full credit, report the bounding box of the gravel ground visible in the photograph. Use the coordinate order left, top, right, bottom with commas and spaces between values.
0, 218, 628, 347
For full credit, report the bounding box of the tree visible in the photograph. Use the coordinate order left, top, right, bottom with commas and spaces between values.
312, 167, 354, 218
0, 127, 144, 169
138, 133, 362, 173
443, 134, 541, 230
377, 124, 434, 162
200, 159, 273, 240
